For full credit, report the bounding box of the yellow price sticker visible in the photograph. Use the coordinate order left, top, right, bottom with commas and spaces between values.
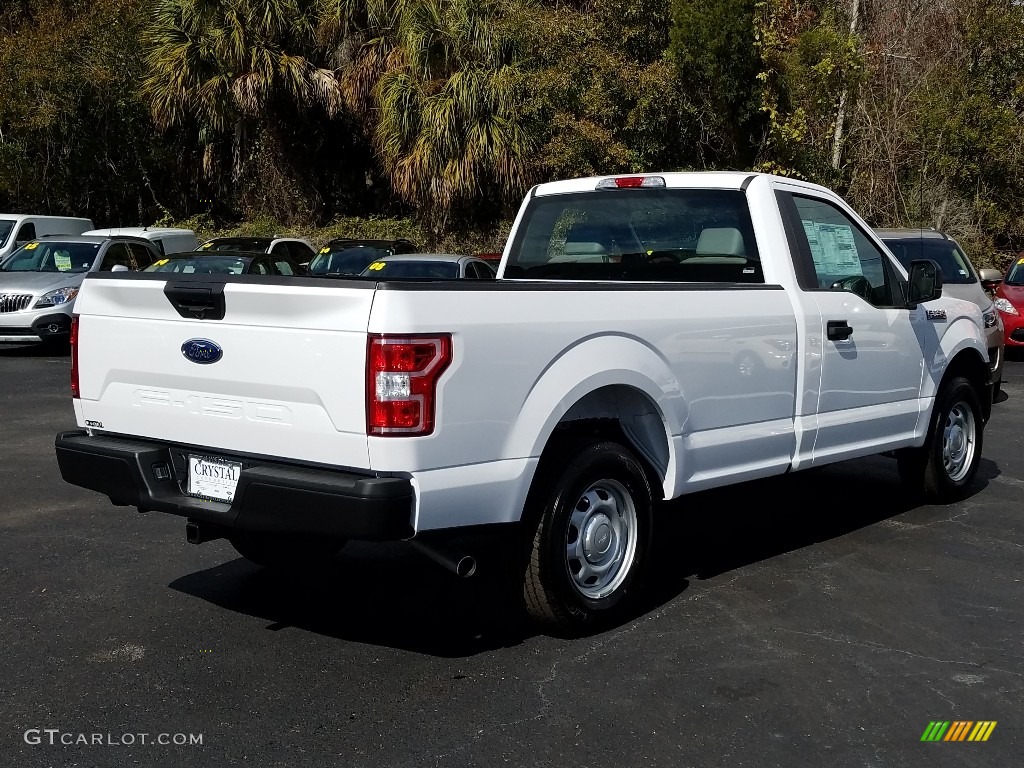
367, 261, 386, 271
319, 247, 330, 254
201, 242, 213, 249
1017, 258, 1024, 265
25, 242, 38, 250
153, 258, 169, 267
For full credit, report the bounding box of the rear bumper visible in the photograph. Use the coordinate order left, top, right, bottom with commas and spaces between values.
54, 431, 415, 540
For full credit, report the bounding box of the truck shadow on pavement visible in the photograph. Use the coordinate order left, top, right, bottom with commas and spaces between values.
169, 454, 992, 657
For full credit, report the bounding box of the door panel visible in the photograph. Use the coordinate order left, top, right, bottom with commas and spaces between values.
778, 190, 925, 462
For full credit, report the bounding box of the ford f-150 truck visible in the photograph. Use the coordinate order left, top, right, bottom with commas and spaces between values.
55, 172, 991, 632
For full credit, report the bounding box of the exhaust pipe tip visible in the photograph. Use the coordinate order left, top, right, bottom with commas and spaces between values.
410, 539, 477, 578
453, 555, 477, 579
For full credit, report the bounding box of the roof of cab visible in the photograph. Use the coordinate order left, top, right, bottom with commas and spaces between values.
83, 227, 195, 238
0, 214, 92, 221
531, 171, 834, 197
374, 253, 467, 262
37, 234, 153, 245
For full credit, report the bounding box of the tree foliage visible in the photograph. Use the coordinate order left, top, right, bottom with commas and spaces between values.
1, 0, 1023, 259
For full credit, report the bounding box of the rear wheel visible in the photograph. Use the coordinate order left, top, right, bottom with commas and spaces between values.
520, 439, 653, 633
897, 375, 983, 502
228, 532, 346, 570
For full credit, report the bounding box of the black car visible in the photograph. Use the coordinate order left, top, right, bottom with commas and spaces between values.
307, 238, 419, 276
143, 251, 305, 276
196, 236, 317, 266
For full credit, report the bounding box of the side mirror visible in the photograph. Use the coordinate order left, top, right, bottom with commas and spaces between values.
907, 259, 943, 307
110, 264, 129, 273
979, 268, 1002, 294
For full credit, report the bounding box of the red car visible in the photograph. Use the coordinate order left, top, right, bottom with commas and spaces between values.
995, 257, 1024, 348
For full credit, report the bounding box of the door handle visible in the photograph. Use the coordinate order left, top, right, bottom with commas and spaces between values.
827, 320, 854, 341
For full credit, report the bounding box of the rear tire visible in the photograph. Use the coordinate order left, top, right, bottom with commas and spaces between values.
520, 439, 653, 634
229, 532, 346, 570
897, 376, 983, 502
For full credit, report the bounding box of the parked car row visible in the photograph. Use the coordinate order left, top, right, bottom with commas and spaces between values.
0, 212, 505, 347
5, 210, 1020, 364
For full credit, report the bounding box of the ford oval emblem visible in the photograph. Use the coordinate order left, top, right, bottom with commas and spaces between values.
181, 338, 223, 365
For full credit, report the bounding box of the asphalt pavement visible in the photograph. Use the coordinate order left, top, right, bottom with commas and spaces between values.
1, 343, 1021, 767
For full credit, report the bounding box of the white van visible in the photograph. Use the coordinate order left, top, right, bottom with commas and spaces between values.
81, 227, 198, 255
0, 215, 94, 262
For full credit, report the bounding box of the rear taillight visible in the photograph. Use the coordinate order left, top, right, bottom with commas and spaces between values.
366, 334, 452, 436
70, 315, 80, 399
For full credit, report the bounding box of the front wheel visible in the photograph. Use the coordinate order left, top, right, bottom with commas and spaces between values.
520, 440, 653, 633
897, 375, 983, 502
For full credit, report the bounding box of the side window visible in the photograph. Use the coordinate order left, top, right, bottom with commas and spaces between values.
476, 261, 496, 279
127, 243, 156, 270
789, 195, 899, 307
270, 241, 289, 255
287, 241, 314, 262
151, 239, 166, 255
274, 259, 295, 276
251, 258, 272, 275
98, 243, 133, 271
16, 222, 36, 244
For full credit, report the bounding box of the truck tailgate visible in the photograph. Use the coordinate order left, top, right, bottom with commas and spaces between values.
73, 275, 373, 468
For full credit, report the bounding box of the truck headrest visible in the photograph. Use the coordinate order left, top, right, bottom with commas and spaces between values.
696, 227, 746, 258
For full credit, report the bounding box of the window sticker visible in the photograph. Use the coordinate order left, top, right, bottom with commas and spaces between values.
153, 258, 169, 267
54, 251, 72, 271
802, 220, 862, 276
201, 242, 213, 248
367, 261, 386, 271
320, 247, 330, 254
25, 242, 39, 250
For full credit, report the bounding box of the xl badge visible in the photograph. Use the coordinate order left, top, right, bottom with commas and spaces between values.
181, 338, 223, 365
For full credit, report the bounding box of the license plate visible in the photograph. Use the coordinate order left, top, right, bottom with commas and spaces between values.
187, 455, 242, 502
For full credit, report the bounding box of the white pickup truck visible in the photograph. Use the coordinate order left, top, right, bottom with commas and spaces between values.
56, 172, 991, 632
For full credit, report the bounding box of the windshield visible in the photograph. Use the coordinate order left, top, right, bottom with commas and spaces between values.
197, 238, 270, 253
0, 241, 100, 273
145, 256, 251, 274
0, 219, 15, 248
309, 246, 394, 275
1006, 258, 1024, 285
361, 260, 460, 278
503, 189, 763, 282
881, 238, 977, 284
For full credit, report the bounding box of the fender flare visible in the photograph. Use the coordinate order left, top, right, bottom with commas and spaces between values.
502, 334, 684, 491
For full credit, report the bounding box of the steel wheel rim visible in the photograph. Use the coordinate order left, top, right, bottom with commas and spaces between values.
942, 401, 976, 483
565, 479, 638, 600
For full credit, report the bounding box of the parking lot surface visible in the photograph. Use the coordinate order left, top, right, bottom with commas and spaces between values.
1, 344, 1021, 767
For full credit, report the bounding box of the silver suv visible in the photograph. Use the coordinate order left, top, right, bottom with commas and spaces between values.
876, 228, 1004, 394
0, 235, 160, 346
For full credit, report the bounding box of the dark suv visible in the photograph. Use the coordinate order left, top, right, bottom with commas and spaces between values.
307, 239, 418, 276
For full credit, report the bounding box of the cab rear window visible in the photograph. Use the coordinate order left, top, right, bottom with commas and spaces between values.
145, 256, 248, 274
362, 261, 459, 278
503, 189, 762, 282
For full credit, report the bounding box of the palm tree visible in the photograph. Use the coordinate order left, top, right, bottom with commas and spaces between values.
326, 0, 533, 225
142, 0, 343, 181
